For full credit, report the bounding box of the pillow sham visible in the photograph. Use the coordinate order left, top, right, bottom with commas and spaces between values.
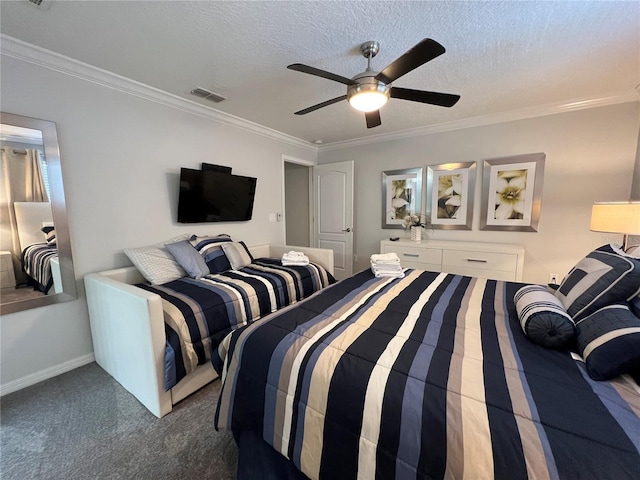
514, 285, 575, 348
123, 233, 191, 285
554, 244, 640, 321
575, 303, 640, 381
221, 241, 254, 270
40, 225, 56, 244
189, 234, 232, 273
46, 230, 56, 245
631, 294, 640, 319
165, 240, 209, 279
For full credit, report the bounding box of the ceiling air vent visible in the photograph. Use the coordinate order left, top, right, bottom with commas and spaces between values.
189, 87, 225, 104
27, 0, 51, 9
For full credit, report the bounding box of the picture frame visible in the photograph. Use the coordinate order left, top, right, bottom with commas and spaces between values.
480, 153, 545, 232
381, 167, 423, 229
426, 161, 476, 230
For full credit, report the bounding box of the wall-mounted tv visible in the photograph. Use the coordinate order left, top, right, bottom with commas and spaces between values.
201, 163, 232, 174
177, 168, 257, 223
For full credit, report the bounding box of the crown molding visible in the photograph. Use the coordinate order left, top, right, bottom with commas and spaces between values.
0, 35, 316, 152
320, 92, 640, 152
3, 35, 637, 155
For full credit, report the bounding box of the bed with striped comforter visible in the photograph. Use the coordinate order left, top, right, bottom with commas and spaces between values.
136, 258, 334, 391
214, 268, 640, 480
21, 242, 57, 293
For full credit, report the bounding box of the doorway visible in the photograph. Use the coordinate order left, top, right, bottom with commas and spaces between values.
283, 157, 313, 247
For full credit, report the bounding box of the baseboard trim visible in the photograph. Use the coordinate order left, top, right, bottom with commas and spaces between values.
0, 353, 95, 396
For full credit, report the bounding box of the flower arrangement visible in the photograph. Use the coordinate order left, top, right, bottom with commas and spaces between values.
401, 213, 429, 229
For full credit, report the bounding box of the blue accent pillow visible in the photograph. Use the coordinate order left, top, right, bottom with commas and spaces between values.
576, 303, 640, 381
165, 240, 210, 279
189, 234, 233, 273
554, 244, 640, 321
514, 285, 575, 348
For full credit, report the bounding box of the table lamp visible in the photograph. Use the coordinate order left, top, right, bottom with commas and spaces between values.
590, 201, 640, 251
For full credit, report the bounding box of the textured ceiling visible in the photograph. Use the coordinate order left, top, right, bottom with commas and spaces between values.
1, 1, 639, 145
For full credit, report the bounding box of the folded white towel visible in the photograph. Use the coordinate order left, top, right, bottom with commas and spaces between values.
282, 252, 310, 263
282, 259, 310, 266
370, 253, 400, 265
371, 263, 403, 273
285, 250, 306, 258
373, 269, 405, 279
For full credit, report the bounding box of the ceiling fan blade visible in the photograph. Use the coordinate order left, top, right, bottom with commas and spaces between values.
294, 95, 348, 115
365, 110, 382, 128
375, 38, 446, 84
287, 63, 357, 86
390, 87, 460, 107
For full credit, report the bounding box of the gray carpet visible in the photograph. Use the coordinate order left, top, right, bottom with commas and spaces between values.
0, 362, 238, 479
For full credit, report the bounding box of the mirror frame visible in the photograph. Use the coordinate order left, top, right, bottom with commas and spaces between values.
0, 112, 77, 314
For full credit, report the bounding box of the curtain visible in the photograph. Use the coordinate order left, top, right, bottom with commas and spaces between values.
24, 149, 48, 203
0, 148, 48, 260
1, 148, 22, 258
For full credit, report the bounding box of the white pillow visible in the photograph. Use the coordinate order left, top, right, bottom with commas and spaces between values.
124, 233, 191, 285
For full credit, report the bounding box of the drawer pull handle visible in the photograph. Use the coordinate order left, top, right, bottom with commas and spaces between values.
403, 253, 420, 258
466, 258, 488, 263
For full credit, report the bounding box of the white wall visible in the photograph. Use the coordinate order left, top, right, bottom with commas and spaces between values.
0, 54, 315, 390
632, 127, 640, 201
318, 102, 640, 284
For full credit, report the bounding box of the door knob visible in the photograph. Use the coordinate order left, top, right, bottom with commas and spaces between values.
342, 228, 352, 232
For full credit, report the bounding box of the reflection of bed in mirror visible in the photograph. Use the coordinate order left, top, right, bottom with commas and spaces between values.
13, 201, 61, 294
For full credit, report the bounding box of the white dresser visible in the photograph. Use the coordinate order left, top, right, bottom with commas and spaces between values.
380, 239, 525, 282
0, 250, 16, 288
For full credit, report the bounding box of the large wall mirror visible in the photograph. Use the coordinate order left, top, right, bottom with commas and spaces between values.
0, 112, 77, 314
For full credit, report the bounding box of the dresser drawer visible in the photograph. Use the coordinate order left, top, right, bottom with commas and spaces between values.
442, 249, 517, 273
385, 245, 442, 266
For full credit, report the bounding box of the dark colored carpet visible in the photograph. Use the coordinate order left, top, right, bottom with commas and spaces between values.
0, 362, 238, 479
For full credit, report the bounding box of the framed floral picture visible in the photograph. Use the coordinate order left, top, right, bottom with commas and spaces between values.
382, 167, 423, 229
480, 153, 545, 232
426, 162, 476, 230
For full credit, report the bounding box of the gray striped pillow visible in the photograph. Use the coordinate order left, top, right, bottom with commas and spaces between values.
515, 285, 575, 348
124, 233, 191, 285
576, 303, 640, 380
221, 241, 253, 270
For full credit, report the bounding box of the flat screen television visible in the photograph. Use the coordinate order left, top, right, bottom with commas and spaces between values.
201, 163, 232, 174
177, 168, 257, 223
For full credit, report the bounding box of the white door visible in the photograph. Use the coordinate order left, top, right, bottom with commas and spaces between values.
314, 161, 354, 280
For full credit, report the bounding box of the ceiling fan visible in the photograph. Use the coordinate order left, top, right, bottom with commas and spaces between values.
287, 38, 460, 129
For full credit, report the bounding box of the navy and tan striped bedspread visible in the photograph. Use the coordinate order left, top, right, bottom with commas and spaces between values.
214, 269, 640, 480
137, 258, 334, 391
21, 242, 57, 293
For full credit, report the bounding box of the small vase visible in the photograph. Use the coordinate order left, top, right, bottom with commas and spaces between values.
410, 226, 422, 242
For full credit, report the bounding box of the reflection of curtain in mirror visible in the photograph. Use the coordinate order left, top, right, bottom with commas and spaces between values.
25, 150, 48, 203
0, 148, 48, 259
1, 148, 22, 258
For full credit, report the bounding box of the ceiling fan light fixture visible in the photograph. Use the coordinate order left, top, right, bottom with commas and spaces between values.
347, 80, 389, 112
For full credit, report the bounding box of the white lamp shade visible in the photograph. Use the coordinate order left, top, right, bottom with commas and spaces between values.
590, 202, 640, 234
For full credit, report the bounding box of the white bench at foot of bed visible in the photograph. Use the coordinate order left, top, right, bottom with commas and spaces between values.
84, 244, 333, 418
